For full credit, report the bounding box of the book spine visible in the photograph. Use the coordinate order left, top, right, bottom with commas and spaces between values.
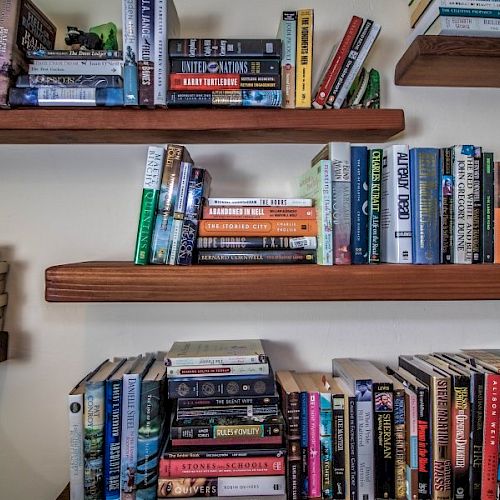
417, 386, 432, 499
167, 89, 282, 107
207, 197, 312, 207
331, 143, 352, 264
15, 0, 56, 52
312, 16, 363, 109
406, 387, 419, 471
394, 388, 407, 500
482, 152, 494, 263
202, 206, 315, 219
138, 0, 155, 107
197, 236, 316, 250
332, 395, 346, 499
167, 363, 270, 377
120, 374, 141, 498
198, 219, 318, 237
171, 58, 281, 74
350, 146, 369, 264
68, 392, 85, 500
441, 147, 453, 263
279, 11, 297, 108
325, 19, 373, 109
177, 404, 278, 419
319, 391, 333, 499
381, 145, 413, 263
84, 382, 106, 500
17, 74, 123, 87
452, 145, 475, 263
164, 445, 285, 459
136, 378, 165, 500
437, 15, 500, 34
472, 147, 482, 263
104, 379, 123, 500
368, 148, 383, 263
295, 9, 314, 108
481, 373, 500, 500
410, 148, 441, 264
171, 436, 283, 447
307, 390, 321, 498
8, 87, 124, 106
154, 0, 166, 106
168, 39, 282, 58
332, 23, 381, 110
122, 0, 139, 105
27, 49, 123, 59
347, 395, 357, 500
170, 73, 280, 90
496, 161, 500, 263
167, 354, 266, 367
159, 456, 285, 477
197, 249, 316, 264
134, 146, 165, 264
373, 382, 395, 499
29, 59, 123, 75
177, 395, 280, 408
299, 391, 309, 497
157, 475, 286, 497
469, 372, 484, 500
440, 6, 500, 17
167, 374, 276, 398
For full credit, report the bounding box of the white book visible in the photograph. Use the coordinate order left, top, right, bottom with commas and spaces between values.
381, 145, 413, 264
68, 379, 86, 500
452, 145, 475, 264
427, 14, 500, 35
29, 60, 123, 75
167, 362, 270, 378
207, 197, 313, 207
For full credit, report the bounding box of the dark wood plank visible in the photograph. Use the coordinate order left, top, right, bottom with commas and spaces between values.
56, 484, 69, 500
0, 108, 405, 144
0, 331, 7, 362
395, 35, 500, 87
45, 261, 500, 302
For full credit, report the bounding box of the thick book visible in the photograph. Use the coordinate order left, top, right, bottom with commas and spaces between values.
169, 39, 282, 58
350, 146, 369, 264
134, 146, 165, 265
122, 0, 138, 105
381, 145, 412, 263
166, 89, 282, 107
207, 197, 312, 207
472, 147, 482, 263
167, 363, 270, 378
409, 148, 440, 264
161, 441, 286, 459
16, 74, 123, 88
169, 73, 280, 90
482, 152, 494, 263
298, 159, 333, 264
295, 9, 313, 108
202, 205, 315, 220
198, 219, 318, 237
277, 11, 297, 109
171, 58, 280, 74
138, 0, 155, 106
176, 394, 280, 409
368, 148, 383, 263
197, 236, 317, 250
157, 475, 286, 497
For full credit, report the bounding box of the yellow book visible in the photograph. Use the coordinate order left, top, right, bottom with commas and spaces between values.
295, 9, 314, 108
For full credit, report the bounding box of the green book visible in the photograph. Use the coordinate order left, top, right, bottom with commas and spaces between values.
134, 146, 165, 265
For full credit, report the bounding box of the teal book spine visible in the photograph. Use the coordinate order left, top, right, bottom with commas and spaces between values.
134, 146, 165, 265
319, 390, 333, 499
440, 6, 500, 17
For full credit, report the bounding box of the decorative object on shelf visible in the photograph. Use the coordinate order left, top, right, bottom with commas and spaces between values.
65, 26, 104, 51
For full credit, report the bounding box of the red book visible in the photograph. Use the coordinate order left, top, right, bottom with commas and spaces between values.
202, 206, 316, 220
159, 456, 285, 478
170, 73, 240, 90
312, 16, 363, 109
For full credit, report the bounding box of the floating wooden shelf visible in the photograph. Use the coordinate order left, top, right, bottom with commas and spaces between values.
395, 35, 500, 87
0, 108, 404, 144
45, 261, 500, 302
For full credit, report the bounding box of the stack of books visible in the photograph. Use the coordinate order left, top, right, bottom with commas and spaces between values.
166, 38, 283, 108
407, 0, 500, 44
134, 144, 212, 265
197, 197, 318, 264
158, 339, 287, 498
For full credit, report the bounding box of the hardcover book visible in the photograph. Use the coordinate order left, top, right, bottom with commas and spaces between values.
350, 146, 369, 264
198, 219, 318, 237
169, 39, 282, 58
196, 236, 317, 250
368, 148, 383, 263
277, 11, 297, 108
295, 9, 313, 108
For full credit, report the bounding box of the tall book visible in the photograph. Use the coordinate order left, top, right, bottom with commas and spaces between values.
409, 148, 440, 264
368, 148, 383, 263
122, 0, 139, 105
481, 152, 494, 263
350, 146, 369, 264
84, 358, 125, 500
381, 144, 412, 263
472, 147, 482, 263
277, 11, 297, 109
134, 146, 165, 264
440, 147, 453, 264
295, 9, 313, 108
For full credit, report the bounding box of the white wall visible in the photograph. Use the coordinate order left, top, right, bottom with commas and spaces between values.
1, 1, 500, 498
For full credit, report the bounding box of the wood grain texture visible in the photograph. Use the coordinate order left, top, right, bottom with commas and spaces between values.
395, 35, 500, 87
0, 108, 405, 144
45, 261, 500, 302
0, 331, 7, 362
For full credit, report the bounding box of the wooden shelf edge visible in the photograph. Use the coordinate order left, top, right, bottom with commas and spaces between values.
396, 35, 500, 87
0, 108, 405, 144
45, 261, 500, 302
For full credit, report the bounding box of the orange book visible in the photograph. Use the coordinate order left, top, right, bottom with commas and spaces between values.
198, 219, 318, 237
495, 162, 500, 263
202, 205, 316, 220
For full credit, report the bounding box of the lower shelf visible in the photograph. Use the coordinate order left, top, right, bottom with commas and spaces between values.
45, 261, 500, 302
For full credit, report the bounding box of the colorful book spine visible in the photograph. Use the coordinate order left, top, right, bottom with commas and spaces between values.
347, 395, 357, 500
469, 370, 485, 499
138, 0, 154, 106
307, 389, 321, 498
409, 148, 440, 264
350, 146, 369, 264
482, 152, 494, 263
295, 9, 314, 108
452, 145, 475, 264
381, 145, 412, 263
122, 0, 139, 105
278, 11, 297, 108
207, 197, 312, 207
198, 219, 318, 237
197, 236, 317, 250
168, 39, 282, 58
440, 6, 500, 17
166, 89, 282, 107
68, 389, 85, 500
393, 387, 407, 500
28, 59, 123, 75
197, 249, 316, 264
169, 73, 280, 90
417, 385, 431, 499
440, 147, 453, 264
8, 87, 124, 106
171, 58, 280, 74
332, 394, 346, 499
203, 206, 315, 219
312, 16, 363, 109
472, 147, 482, 263
331, 143, 352, 264
134, 146, 165, 265
368, 148, 383, 263
318, 388, 333, 499
300, 390, 309, 498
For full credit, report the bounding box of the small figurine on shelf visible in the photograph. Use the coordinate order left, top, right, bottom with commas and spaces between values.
65, 26, 104, 50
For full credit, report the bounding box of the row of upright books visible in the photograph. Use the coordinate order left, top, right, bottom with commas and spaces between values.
407, 0, 500, 45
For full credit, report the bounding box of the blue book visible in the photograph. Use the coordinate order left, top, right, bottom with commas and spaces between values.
440, 6, 500, 18
409, 148, 440, 264
350, 146, 369, 264
8, 87, 124, 106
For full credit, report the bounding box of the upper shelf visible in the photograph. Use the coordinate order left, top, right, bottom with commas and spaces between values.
0, 108, 404, 144
46, 261, 500, 302
395, 35, 500, 87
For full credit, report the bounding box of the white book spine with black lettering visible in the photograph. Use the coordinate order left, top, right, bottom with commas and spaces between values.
381, 145, 413, 263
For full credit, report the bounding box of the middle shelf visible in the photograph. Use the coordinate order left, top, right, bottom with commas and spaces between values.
45, 261, 500, 302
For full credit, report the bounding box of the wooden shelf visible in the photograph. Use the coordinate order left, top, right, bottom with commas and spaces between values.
0, 108, 404, 144
45, 261, 500, 302
395, 35, 500, 87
